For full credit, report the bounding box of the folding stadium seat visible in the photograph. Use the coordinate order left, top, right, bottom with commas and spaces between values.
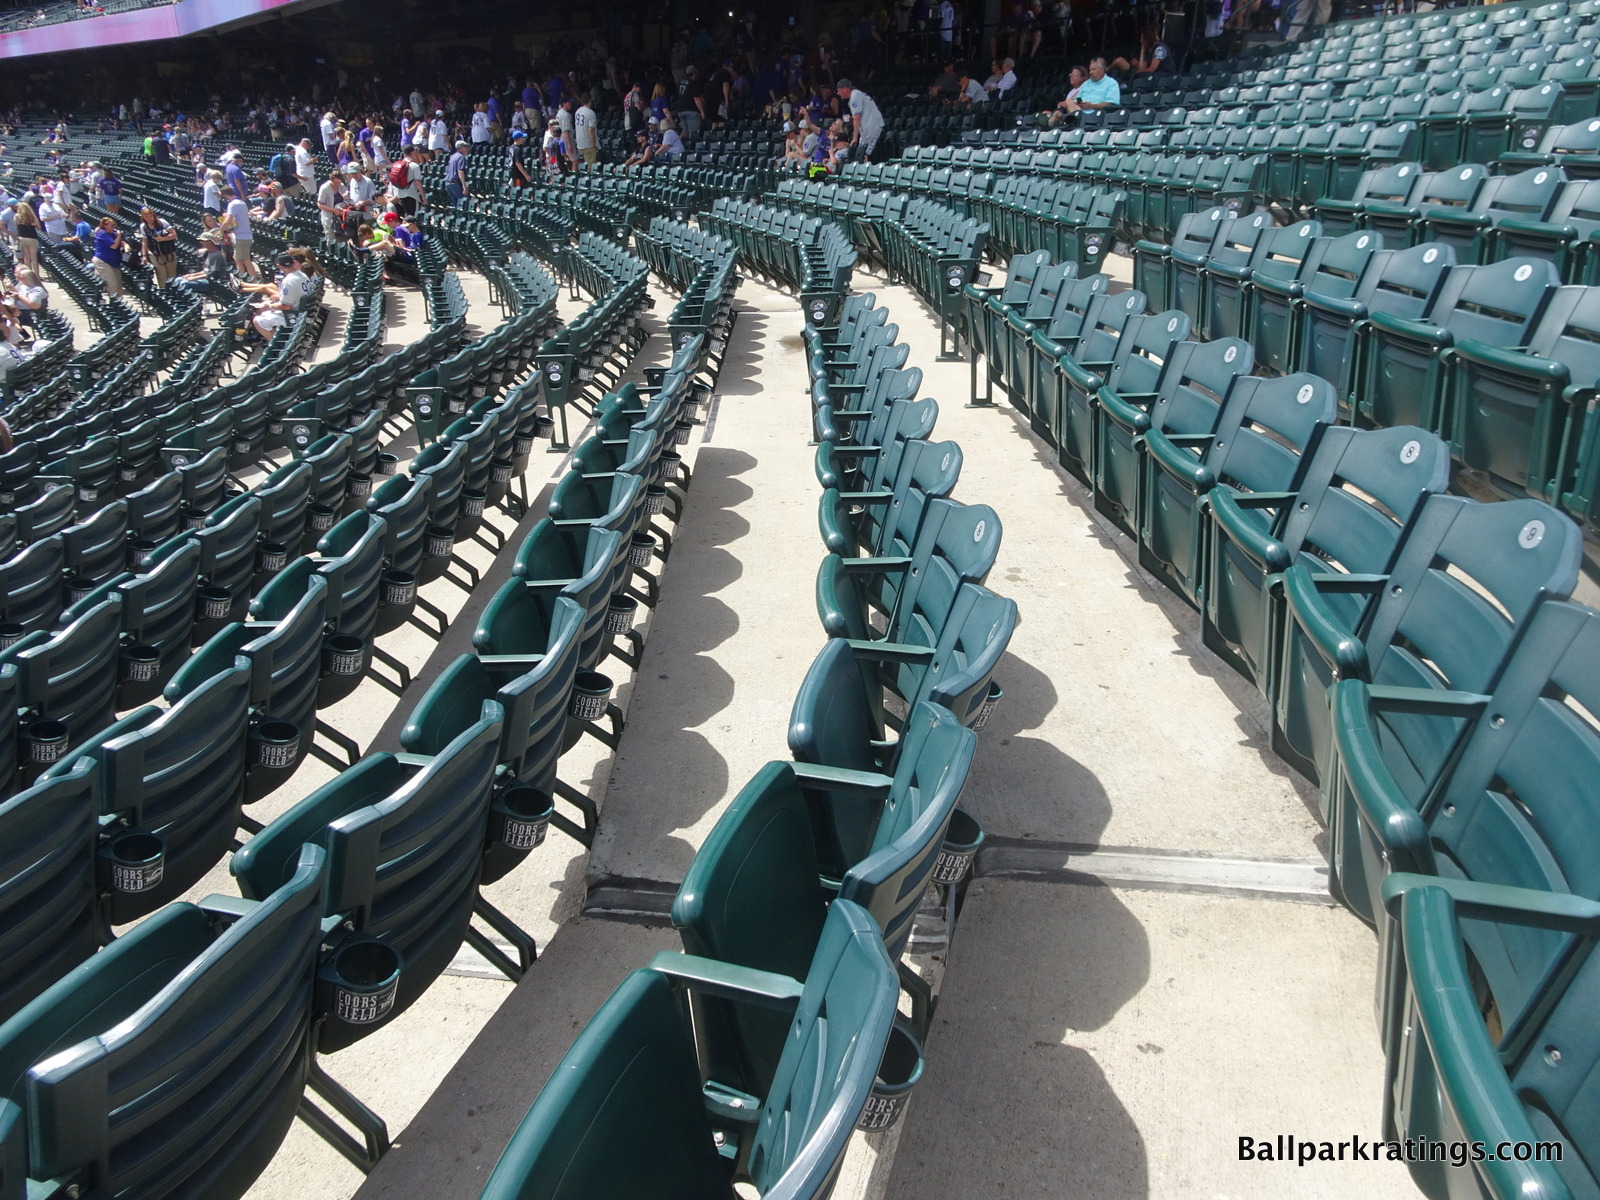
1139, 374, 1338, 611
0, 536, 69, 638
1300, 241, 1456, 407
2, 598, 122, 783
232, 696, 514, 1058
1094, 338, 1256, 539
1203, 425, 1452, 693
1414, 164, 1565, 263
1342, 165, 1482, 243
1330, 595, 1600, 980
0, 844, 330, 1200
673, 704, 974, 1072
476, 900, 897, 1200
964, 251, 1051, 405
1500, 114, 1600, 178
1446, 283, 1600, 504
1170, 212, 1274, 337
1379, 867, 1600, 1200
65, 536, 203, 706
1415, 89, 1473, 171
1202, 219, 1322, 342
1279, 490, 1579, 817
1355, 256, 1560, 433
1133, 207, 1231, 314
1038, 287, 1147, 464
1483, 177, 1600, 279
995, 263, 1078, 415
819, 438, 964, 562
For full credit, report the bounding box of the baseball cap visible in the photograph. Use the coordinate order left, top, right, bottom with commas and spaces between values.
511, 130, 527, 139
276, 252, 298, 267
836, 78, 854, 89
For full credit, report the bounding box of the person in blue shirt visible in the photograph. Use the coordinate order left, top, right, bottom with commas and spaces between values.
91, 215, 125, 295
444, 141, 468, 207
1068, 57, 1121, 112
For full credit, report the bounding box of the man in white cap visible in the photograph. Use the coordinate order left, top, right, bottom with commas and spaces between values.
428, 110, 449, 156
834, 79, 883, 163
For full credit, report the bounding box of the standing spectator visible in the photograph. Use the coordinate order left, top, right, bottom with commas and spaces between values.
444, 140, 469, 207
90, 215, 124, 294
222, 153, 248, 206
521, 78, 542, 130
98, 167, 122, 214
315, 170, 346, 241
836, 80, 884, 162
470, 102, 492, 144
319, 110, 337, 159
508, 129, 532, 188
556, 99, 577, 169
676, 66, 705, 140
428, 111, 449, 157
12, 201, 40, 272
574, 94, 598, 167
202, 168, 224, 216
221, 187, 259, 280
290, 137, 314, 196
542, 119, 566, 179
37, 192, 67, 238
138, 206, 177, 286
938, 0, 957, 53
388, 144, 425, 217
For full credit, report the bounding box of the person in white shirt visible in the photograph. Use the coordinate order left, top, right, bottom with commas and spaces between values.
985, 58, 1018, 97
369, 127, 388, 168
428, 112, 449, 156
409, 89, 426, 119
319, 111, 336, 156
938, 0, 956, 50
346, 164, 375, 211
202, 169, 223, 215
37, 196, 66, 237
470, 104, 491, 144
316, 172, 345, 241
222, 188, 259, 279
556, 100, 577, 168
836, 79, 884, 161
252, 253, 307, 336
574, 97, 598, 166
291, 138, 313, 195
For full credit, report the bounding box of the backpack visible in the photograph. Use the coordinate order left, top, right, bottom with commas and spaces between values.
388, 160, 410, 188
268, 152, 288, 178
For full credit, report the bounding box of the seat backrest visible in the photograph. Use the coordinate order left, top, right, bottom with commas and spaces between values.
1204, 374, 1339, 496
1101, 310, 1192, 397
1418, 256, 1560, 346
1148, 339, 1255, 438
1361, 241, 1457, 319
1038, 273, 1114, 340
0, 844, 326, 1200
1170, 206, 1231, 258
1300, 229, 1385, 302
888, 499, 1003, 654
0, 536, 67, 636
1349, 162, 1426, 207
0, 760, 98, 1023
1201, 212, 1274, 271
3, 598, 121, 749
1410, 163, 1490, 209
1520, 284, 1600, 389
1245, 219, 1323, 285
997, 249, 1053, 304
1282, 425, 1452, 577
1480, 164, 1567, 221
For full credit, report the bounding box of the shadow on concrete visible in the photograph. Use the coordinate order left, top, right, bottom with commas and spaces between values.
587, 446, 760, 887
884, 876, 1151, 1199
712, 310, 769, 398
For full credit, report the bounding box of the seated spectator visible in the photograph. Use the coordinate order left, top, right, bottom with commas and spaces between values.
929, 62, 960, 102
657, 120, 685, 163
986, 58, 1018, 98
174, 228, 234, 305
6, 266, 46, 329
251, 252, 307, 338
391, 214, 424, 283
1057, 57, 1119, 117
954, 72, 989, 107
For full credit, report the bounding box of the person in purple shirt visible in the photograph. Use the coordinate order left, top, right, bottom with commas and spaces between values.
486, 94, 500, 127
545, 73, 565, 107
223, 155, 249, 207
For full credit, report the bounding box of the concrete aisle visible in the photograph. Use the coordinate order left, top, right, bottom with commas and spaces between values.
852, 267, 1424, 1200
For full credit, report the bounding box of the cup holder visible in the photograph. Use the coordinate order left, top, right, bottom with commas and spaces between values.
323, 634, 366, 678
318, 936, 402, 1027
23, 719, 70, 766
570, 671, 614, 721
628, 532, 655, 568
380, 570, 418, 608
377, 452, 401, 476
532, 415, 556, 440
181, 505, 209, 531
605, 594, 638, 635
462, 490, 487, 519
490, 458, 514, 486
646, 484, 669, 515
198, 587, 234, 621
119, 642, 161, 686
0, 622, 26, 651
856, 1024, 924, 1132
99, 829, 167, 896
931, 808, 985, 886
307, 503, 337, 534
126, 538, 159, 571
492, 783, 554, 851
250, 720, 302, 770
346, 472, 373, 501
425, 525, 456, 559
257, 540, 290, 574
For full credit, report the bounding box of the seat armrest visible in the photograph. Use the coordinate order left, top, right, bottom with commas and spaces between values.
647, 951, 805, 1011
